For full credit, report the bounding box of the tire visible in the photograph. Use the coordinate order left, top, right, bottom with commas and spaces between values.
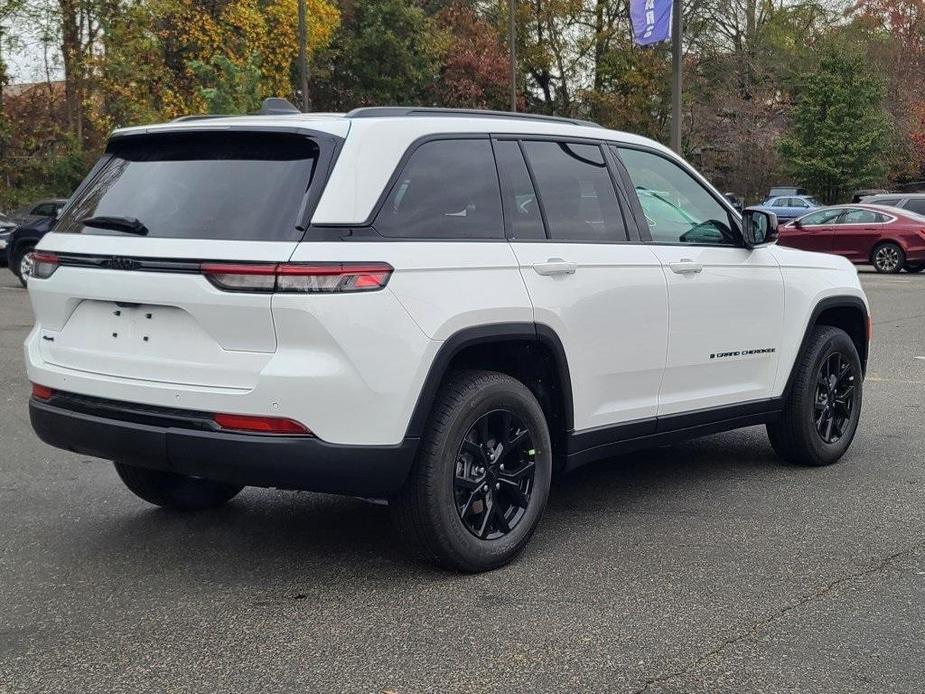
391, 370, 552, 572
767, 326, 863, 466
904, 262, 924, 273
12, 245, 35, 288
871, 242, 905, 273
113, 462, 243, 511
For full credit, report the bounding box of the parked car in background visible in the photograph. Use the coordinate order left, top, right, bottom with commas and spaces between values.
859, 192, 925, 217
758, 194, 822, 222
768, 185, 808, 197
0, 214, 16, 267
7, 213, 60, 287
778, 204, 925, 273
8, 199, 67, 226
852, 189, 889, 203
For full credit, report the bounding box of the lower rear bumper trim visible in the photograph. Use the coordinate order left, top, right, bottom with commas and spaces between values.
29, 399, 418, 497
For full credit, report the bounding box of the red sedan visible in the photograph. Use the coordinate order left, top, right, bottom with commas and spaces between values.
777, 204, 925, 273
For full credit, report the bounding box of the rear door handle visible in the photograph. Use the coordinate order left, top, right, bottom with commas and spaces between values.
669, 259, 703, 275
533, 258, 577, 276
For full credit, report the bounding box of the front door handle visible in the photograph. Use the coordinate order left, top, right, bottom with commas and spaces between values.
534, 258, 577, 276
669, 259, 703, 275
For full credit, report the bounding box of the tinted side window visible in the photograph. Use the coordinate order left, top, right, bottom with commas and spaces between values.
800, 209, 842, 225
840, 209, 878, 224
520, 141, 626, 242
375, 139, 503, 239
903, 199, 925, 215
32, 203, 55, 216
493, 140, 545, 240
618, 147, 737, 246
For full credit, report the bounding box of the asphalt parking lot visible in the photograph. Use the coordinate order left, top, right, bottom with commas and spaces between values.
1, 268, 923, 694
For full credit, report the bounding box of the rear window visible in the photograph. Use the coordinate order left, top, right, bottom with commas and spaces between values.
56, 131, 321, 241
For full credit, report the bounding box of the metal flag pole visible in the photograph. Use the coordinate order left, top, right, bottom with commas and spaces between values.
670, 0, 682, 153
509, 0, 517, 112
298, 0, 310, 112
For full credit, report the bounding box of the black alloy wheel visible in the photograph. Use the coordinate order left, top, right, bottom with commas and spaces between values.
813, 351, 857, 444
766, 325, 863, 466
390, 369, 552, 572
453, 409, 536, 540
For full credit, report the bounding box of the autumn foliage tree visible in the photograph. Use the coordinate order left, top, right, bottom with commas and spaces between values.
3, 0, 925, 207
94, 0, 339, 129
432, 3, 512, 110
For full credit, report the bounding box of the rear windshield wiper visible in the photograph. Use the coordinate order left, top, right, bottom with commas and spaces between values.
80, 215, 149, 236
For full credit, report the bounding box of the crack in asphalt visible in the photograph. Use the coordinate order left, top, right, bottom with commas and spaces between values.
631, 541, 925, 693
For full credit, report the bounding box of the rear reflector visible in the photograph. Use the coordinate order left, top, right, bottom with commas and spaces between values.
201, 262, 392, 293
212, 413, 312, 435
31, 383, 55, 401
31, 252, 60, 280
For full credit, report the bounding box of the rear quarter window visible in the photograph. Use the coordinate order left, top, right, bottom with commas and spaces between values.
374, 138, 503, 239
56, 131, 323, 241
902, 198, 925, 215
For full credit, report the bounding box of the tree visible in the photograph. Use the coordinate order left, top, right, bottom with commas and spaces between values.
778, 44, 891, 203
93, 0, 340, 128
432, 2, 511, 110
190, 53, 262, 114
313, 0, 443, 109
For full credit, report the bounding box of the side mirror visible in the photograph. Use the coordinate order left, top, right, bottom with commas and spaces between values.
793, 218, 803, 229
742, 208, 779, 248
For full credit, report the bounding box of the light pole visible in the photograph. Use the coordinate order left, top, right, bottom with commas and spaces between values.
670, 0, 682, 153
509, 0, 517, 112
298, 0, 310, 112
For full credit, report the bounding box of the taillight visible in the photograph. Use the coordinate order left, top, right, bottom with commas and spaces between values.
31, 252, 59, 280
200, 263, 277, 292
201, 262, 393, 293
31, 383, 55, 401
213, 413, 312, 435
276, 263, 393, 292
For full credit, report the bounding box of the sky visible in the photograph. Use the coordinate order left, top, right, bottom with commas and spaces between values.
3, 15, 61, 85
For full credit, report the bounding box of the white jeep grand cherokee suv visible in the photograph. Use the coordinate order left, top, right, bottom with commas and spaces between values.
25, 102, 869, 572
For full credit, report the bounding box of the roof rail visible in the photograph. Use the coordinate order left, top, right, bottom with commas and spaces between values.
170, 114, 231, 123
346, 106, 602, 129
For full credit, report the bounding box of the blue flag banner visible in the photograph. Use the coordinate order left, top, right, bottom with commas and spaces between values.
630, 0, 672, 46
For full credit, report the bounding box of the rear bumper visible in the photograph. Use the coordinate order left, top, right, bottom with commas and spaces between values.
29, 394, 418, 497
